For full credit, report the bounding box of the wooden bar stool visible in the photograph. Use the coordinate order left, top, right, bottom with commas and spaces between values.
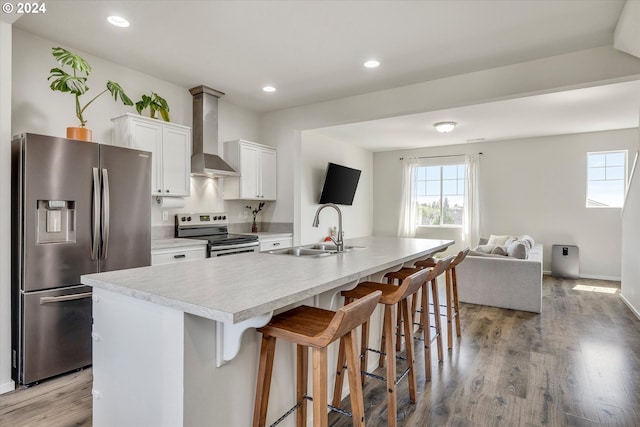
252, 290, 381, 427
331, 267, 434, 427
415, 248, 470, 350
382, 256, 453, 381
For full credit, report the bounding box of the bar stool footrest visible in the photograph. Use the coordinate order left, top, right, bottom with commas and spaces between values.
270, 396, 353, 426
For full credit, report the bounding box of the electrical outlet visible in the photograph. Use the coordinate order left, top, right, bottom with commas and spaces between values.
162, 210, 169, 222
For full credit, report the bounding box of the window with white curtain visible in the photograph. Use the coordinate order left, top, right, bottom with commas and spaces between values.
414, 162, 466, 227
586, 151, 626, 208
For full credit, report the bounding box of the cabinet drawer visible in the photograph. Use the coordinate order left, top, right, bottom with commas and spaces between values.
151, 246, 206, 265
259, 238, 292, 252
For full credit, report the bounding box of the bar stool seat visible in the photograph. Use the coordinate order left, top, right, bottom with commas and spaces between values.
332, 266, 442, 427
253, 290, 382, 427
415, 248, 470, 350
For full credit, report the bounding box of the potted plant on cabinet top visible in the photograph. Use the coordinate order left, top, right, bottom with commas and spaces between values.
136, 92, 170, 122
48, 47, 133, 142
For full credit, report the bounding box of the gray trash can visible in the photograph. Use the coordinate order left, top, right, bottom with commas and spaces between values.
551, 245, 579, 279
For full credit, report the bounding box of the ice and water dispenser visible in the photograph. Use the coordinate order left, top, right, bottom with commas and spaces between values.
36, 200, 76, 244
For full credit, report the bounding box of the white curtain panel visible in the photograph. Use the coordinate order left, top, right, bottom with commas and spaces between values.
397, 157, 418, 237
463, 153, 480, 248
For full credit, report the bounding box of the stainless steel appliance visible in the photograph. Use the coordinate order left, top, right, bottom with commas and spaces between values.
11, 133, 151, 385
175, 213, 259, 256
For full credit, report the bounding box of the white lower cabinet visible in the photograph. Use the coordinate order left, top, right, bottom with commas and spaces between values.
151, 246, 206, 266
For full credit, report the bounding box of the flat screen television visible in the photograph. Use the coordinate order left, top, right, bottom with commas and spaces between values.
318, 162, 361, 205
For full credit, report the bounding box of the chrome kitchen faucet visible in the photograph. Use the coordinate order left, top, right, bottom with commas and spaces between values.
312, 203, 344, 252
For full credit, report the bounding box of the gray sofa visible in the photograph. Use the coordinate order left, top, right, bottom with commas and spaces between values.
455, 238, 543, 313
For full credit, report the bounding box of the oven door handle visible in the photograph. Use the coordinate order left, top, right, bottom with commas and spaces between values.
209, 242, 260, 250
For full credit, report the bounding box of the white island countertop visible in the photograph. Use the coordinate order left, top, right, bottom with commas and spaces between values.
81, 236, 453, 324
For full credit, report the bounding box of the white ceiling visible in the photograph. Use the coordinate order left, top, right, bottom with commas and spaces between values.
13, 0, 640, 150
312, 80, 640, 151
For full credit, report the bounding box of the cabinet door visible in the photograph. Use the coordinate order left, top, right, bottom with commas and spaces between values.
259, 148, 277, 200
161, 126, 191, 196
130, 119, 162, 195
240, 144, 259, 199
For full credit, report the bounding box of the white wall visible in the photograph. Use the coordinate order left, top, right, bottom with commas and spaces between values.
0, 18, 16, 395
618, 0, 640, 318
374, 129, 639, 279
299, 130, 373, 244
621, 142, 640, 317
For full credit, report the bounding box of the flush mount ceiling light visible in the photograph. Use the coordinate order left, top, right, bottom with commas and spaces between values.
262, 86, 276, 93
433, 121, 457, 133
363, 59, 380, 69
107, 16, 130, 27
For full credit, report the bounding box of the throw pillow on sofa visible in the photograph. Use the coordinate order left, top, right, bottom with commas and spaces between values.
507, 241, 528, 259
518, 235, 535, 249
487, 234, 512, 246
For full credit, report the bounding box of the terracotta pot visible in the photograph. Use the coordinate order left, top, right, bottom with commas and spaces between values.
66, 127, 92, 142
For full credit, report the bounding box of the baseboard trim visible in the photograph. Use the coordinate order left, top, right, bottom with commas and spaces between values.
620, 294, 640, 321
542, 271, 621, 281
0, 379, 15, 394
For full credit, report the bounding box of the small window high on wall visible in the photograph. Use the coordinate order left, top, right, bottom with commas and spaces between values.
586, 150, 627, 208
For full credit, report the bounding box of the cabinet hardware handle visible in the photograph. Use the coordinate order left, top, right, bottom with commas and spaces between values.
273, 242, 280, 246
166, 189, 170, 193
174, 254, 186, 259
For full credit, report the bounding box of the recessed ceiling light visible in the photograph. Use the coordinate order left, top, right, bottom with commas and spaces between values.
107, 16, 130, 28
434, 121, 457, 133
363, 60, 380, 69
262, 86, 276, 93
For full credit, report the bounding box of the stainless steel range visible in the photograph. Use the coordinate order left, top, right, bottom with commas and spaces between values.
175, 213, 259, 256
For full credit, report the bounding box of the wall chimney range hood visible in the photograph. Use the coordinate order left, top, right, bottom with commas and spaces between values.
189, 85, 238, 177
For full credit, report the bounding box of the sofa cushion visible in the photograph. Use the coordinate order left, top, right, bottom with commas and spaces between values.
475, 244, 508, 256
468, 250, 509, 258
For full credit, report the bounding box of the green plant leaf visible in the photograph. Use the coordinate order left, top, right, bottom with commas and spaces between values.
135, 92, 170, 121
106, 81, 134, 106
48, 68, 89, 95
51, 47, 91, 75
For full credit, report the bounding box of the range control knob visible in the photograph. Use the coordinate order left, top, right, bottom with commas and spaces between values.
222, 215, 227, 220
181, 216, 186, 222
187, 216, 192, 221
213, 216, 218, 221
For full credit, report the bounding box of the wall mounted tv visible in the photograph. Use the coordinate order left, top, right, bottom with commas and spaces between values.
318, 162, 361, 205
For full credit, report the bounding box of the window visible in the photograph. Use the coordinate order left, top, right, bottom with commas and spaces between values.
414, 162, 465, 226
586, 151, 626, 208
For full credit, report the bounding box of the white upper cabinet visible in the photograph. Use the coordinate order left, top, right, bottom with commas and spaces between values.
112, 113, 191, 197
223, 140, 277, 200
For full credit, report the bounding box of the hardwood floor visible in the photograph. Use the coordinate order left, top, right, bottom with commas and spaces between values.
328, 276, 640, 426
0, 368, 91, 427
1, 276, 638, 426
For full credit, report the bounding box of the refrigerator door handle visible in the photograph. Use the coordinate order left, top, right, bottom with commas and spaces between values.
91, 167, 100, 260
40, 292, 93, 304
100, 168, 110, 260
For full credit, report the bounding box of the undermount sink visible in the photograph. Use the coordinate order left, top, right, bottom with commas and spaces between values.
268, 247, 336, 257
269, 243, 367, 257
305, 243, 366, 252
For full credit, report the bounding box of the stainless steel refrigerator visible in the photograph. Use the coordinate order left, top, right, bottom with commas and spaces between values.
11, 133, 151, 385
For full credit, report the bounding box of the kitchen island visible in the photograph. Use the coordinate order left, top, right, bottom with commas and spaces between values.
82, 236, 453, 427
